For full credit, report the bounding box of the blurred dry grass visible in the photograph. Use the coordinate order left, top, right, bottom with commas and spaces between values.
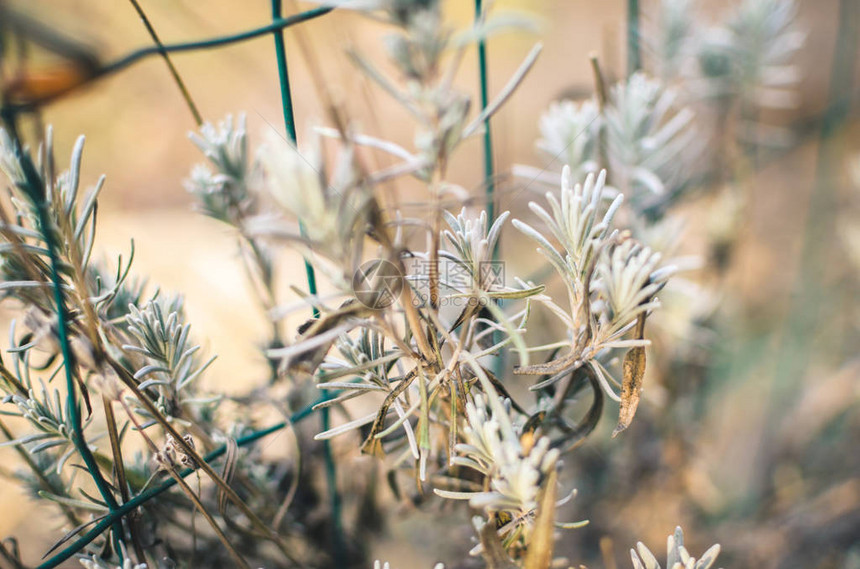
1, 0, 859, 567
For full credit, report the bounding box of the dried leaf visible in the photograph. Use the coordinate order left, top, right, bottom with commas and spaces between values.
613, 314, 647, 437
483, 283, 546, 300
524, 467, 558, 569
478, 517, 518, 569
218, 438, 239, 516
275, 300, 366, 376
360, 371, 416, 457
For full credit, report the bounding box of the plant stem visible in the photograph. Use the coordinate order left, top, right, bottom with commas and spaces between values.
0, 539, 26, 569
0, 418, 81, 528
102, 396, 147, 563
106, 357, 298, 563
119, 398, 251, 569
126, 0, 203, 126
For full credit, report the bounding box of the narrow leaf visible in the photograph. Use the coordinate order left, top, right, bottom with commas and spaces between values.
524, 467, 558, 569
613, 314, 647, 437
484, 284, 545, 300
477, 517, 518, 569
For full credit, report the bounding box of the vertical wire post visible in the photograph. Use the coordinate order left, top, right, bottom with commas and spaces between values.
475, 0, 496, 227
627, 0, 641, 76
475, 0, 506, 378
8, 123, 125, 559
268, 3, 344, 566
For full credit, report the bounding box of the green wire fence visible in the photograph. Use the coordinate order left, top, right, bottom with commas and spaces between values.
267, 1, 344, 566
1, 1, 851, 568
0, 2, 506, 567
36, 393, 331, 569
0, 5, 336, 568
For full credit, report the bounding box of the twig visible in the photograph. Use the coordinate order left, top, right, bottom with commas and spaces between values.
117, 398, 251, 569
126, 0, 203, 126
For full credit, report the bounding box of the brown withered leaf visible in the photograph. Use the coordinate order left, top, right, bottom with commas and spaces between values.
612, 313, 647, 438
360, 370, 417, 457
217, 438, 239, 516
478, 517, 518, 569
524, 466, 558, 569
286, 300, 366, 376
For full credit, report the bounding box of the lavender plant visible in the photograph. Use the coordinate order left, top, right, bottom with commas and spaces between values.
0, 1, 753, 568
513, 1, 814, 566
629, 527, 721, 569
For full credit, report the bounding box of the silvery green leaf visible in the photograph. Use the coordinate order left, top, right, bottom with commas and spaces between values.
37, 491, 109, 512
695, 544, 721, 569
484, 284, 545, 300
64, 136, 85, 216
536, 99, 601, 183
452, 12, 540, 48
463, 43, 543, 138
29, 439, 68, 453
314, 411, 377, 440
667, 526, 684, 566
631, 549, 648, 569
636, 542, 661, 569
511, 219, 569, 279
0, 432, 54, 446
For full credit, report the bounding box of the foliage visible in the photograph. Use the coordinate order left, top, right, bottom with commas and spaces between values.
0, 0, 839, 568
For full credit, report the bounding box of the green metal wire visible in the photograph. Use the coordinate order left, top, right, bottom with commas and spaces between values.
0, 6, 344, 567
270, 5, 298, 144
475, 0, 495, 227
111, 7, 330, 90
267, 2, 320, 317
627, 0, 641, 75
9, 126, 125, 559
37, 394, 328, 569
5, 7, 333, 114
268, 2, 344, 566
475, 0, 506, 380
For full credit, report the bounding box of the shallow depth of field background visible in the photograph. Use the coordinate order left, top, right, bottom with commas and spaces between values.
1, 1, 859, 567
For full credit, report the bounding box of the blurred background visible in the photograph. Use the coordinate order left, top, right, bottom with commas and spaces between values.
0, 0, 858, 567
